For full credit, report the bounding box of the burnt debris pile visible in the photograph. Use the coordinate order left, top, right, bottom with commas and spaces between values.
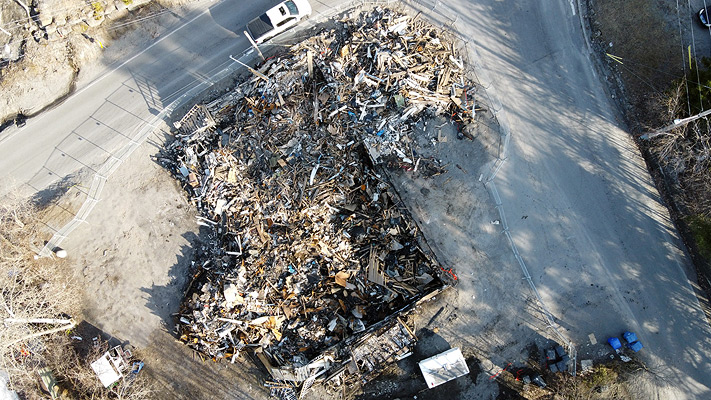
163, 7, 475, 395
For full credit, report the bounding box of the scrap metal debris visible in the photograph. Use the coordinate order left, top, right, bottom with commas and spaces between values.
162, 6, 477, 395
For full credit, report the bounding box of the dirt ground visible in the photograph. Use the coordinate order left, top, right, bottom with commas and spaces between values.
55, 81, 589, 400
56, 68, 524, 400
60, 123, 271, 399
0, 1, 274, 399
585, 0, 682, 129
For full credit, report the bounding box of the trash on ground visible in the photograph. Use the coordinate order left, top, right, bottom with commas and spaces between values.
546, 344, 570, 373
90, 345, 134, 388
607, 337, 622, 350
532, 374, 546, 388
580, 359, 593, 373
623, 331, 643, 352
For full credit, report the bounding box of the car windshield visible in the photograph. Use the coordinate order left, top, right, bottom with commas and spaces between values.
285, 1, 298, 15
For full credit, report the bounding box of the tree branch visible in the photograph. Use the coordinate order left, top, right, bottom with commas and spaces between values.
13, 0, 31, 22
2, 319, 76, 348
4, 317, 74, 325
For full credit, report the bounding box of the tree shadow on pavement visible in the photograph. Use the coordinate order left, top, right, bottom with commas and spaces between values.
140, 230, 201, 334
401, 1, 711, 397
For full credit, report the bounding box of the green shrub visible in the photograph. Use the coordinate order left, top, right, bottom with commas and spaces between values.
688, 215, 711, 261
92, 2, 104, 20
586, 365, 618, 389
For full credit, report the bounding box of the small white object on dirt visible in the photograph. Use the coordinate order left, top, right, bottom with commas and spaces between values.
588, 333, 597, 345
54, 248, 67, 258
491, 220, 500, 225
419, 347, 469, 388
581, 359, 593, 372
91, 346, 130, 387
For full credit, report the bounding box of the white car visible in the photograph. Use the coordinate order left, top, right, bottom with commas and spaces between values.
246, 0, 312, 44
700, 7, 711, 28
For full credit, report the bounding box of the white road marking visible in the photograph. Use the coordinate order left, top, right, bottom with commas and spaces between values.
0, 4, 218, 147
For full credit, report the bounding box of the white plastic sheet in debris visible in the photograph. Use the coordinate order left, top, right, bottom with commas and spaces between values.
91, 355, 122, 387
418, 347, 469, 388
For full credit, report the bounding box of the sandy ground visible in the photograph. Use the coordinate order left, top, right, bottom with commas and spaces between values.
4, 1, 574, 399
350, 114, 556, 399
28, 7, 580, 400
30, 4, 274, 398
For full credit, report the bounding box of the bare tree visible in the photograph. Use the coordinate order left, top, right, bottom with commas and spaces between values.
1, 195, 152, 398
0, 194, 78, 395
0, 14, 12, 37
0, 199, 78, 345
647, 82, 711, 217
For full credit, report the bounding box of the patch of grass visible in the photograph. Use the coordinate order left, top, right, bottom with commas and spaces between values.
688, 215, 711, 261
591, 0, 680, 127
586, 365, 619, 389
684, 58, 711, 114
123, 0, 133, 5
92, 2, 104, 20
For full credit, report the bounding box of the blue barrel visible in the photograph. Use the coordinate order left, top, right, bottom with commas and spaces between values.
623, 331, 638, 344
607, 337, 622, 349
628, 341, 643, 352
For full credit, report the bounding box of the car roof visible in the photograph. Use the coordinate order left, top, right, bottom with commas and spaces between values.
265, 1, 298, 25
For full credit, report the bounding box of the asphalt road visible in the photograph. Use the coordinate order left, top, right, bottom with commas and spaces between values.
0, 0, 292, 199
0, 0, 709, 398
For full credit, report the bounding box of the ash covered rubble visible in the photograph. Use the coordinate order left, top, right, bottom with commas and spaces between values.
161, 7, 478, 397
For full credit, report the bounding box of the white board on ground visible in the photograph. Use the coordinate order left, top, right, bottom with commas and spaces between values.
418, 347, 470, 389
